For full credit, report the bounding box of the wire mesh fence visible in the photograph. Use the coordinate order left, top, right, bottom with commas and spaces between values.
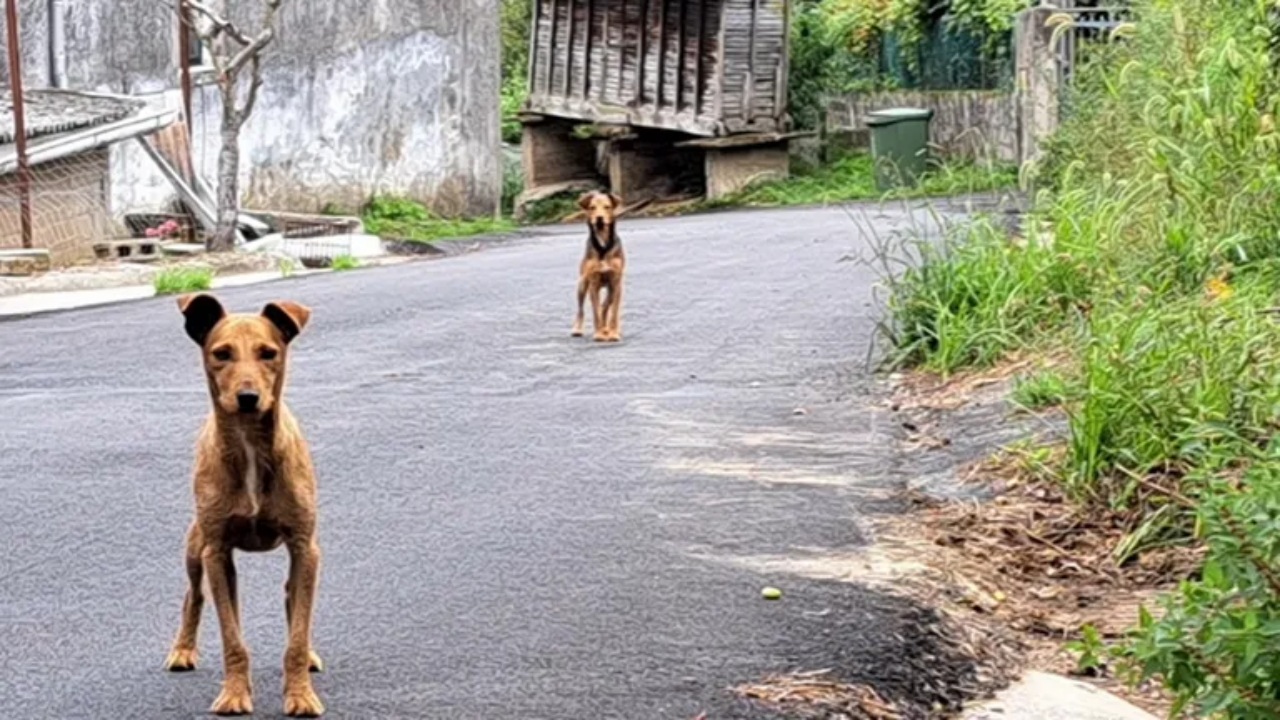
0, 146, 134, 265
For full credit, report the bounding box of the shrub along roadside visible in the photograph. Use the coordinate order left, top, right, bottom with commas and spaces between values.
880, 0, 1280, 714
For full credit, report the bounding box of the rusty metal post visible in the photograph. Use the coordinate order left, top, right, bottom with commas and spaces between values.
5, 0, 32, 249
177, 0, 193, 124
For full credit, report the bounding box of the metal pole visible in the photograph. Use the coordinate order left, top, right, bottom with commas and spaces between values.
178, 0, 193, 125
6, 0, 32, 250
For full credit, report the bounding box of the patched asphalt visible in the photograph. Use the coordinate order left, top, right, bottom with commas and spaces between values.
0, 202, 978, 719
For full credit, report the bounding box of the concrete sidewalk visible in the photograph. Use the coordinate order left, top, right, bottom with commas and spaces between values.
0, 258, 422, 319
0, 270, 296, 318
964, 672, 1158, 720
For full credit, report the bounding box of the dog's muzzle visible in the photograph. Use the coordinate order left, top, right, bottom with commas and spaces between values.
236, 391, 261, 414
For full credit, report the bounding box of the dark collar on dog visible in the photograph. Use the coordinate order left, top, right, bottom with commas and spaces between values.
590, 227, 618, 257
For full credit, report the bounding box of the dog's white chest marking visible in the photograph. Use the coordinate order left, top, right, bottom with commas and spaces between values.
241, 439, 261, 516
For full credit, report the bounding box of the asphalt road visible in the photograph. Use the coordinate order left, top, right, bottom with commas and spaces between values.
0, 203, 971, 719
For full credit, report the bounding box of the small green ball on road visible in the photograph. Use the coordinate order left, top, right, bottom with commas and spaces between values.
761, 587, 783, 600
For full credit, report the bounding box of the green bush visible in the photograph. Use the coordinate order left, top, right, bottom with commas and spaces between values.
1125, 462, 1280, 718
363, 196, 514, 243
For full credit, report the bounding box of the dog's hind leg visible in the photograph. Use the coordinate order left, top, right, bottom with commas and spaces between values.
571, 277, 587, 337
205, 546, 255, 716
283, 540, 325, 717
165, 522, 205, 672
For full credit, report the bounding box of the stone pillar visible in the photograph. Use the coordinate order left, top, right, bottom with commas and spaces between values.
704, 142, 790, 200
1014, 7, 1061, 168
521, 117, 597, 191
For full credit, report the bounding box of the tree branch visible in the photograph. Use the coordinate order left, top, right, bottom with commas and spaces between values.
182, 0, 253, 46
226, 28, 274, 76
239, 54, 264, 127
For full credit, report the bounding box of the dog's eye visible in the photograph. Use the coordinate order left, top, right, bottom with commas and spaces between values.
259, 348, 279, 361
211, 348, 232, 362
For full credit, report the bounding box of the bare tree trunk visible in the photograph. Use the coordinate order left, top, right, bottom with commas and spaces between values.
186, 0, 282, 252
211, 106, 241, 252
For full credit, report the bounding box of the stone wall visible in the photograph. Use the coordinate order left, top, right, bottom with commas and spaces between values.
826, 90, 1019, 164
2, 0, 501, 218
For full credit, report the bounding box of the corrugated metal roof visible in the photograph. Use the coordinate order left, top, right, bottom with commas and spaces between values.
0, 90, 143, 145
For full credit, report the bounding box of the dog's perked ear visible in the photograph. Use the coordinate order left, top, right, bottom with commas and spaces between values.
608, 193, 622, 209
177, 294, 226, 346
262, 301, 312, 344
577, 192, 596, 211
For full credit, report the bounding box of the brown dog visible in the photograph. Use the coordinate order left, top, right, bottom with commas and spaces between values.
166, 294, 325, 718
572, 191, 627, 342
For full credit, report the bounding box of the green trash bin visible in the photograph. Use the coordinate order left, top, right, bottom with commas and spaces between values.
866, 108, 934, 191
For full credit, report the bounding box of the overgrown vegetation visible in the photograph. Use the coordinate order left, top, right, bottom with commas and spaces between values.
331, 255, 361, 272
704, 152, 1016, 210
362, 196, 514, 244
881, 0, 1280, 713
154, 267, 214, 296
501, 0, 531, 144
788, 0, 1031, 128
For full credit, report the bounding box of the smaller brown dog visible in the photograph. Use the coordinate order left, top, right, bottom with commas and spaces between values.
167, 294, 325, 718
572, 191, 627, 342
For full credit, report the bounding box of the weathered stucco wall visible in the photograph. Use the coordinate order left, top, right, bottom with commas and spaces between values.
3, 0, 501, 218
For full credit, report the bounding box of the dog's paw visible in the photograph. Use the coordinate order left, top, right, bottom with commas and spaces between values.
309, 650, 324, 673
593, 332, 609, 342
210, 684, 254, 716
164, 646, 198, 672
571, 324, 584, 337
284, 687, 326, 717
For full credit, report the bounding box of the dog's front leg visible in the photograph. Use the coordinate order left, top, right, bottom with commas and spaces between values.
204, 545, 254, 716
590, 282, 608, 342
283, 539, 325, 717
572, 276, 588, 337
165, 522, 205, 671
606, 278, 623, 342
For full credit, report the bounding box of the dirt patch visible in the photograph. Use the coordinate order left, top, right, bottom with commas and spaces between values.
871, 363, 1194, 715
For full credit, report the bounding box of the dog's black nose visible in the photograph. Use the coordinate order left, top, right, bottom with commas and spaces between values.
236, 391, 260, 413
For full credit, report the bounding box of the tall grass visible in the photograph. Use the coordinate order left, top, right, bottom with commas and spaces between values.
154, 267, 214, 295
882, 0, 1280, 711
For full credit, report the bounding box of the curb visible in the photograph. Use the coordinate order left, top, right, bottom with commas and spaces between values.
962, 672, 1157, 720
0, 268, 315, 320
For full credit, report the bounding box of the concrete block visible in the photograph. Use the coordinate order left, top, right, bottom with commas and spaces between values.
0, 249, 52, 276
705, 143, 790, 200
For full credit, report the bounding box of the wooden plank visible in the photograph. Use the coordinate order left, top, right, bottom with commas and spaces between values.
746, 0, 758, 122
636, 0, 648, 106
596, 0, 608, 102
655, 0, 667, 109
615, 0, 626, 103
583, 0, 594, 99
547, 0, 560, 96
714, 0, 728, 124
695, 0, 707, 115
677, 129, 811, 148
529, 0, 543, 92
675, 0, 687, 111
564, 0, 576, 98
135, 137, 218, 234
